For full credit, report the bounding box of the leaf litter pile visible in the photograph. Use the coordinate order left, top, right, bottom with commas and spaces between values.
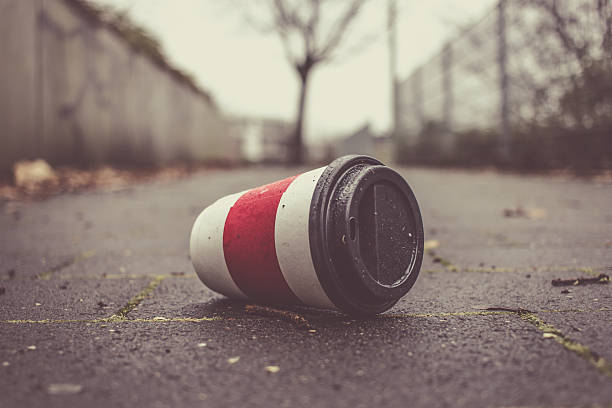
0, 159, 216, 201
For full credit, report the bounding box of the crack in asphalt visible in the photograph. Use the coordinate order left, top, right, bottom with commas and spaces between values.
521, 312, 612, 378
106, 275, 167, 321
32, 250, 95, 280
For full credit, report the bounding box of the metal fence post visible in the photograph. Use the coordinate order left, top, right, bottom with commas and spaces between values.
388, 0, 400, 161
442, 42, 453, 154
413, 67, 424, 137
498, 0, 510, 162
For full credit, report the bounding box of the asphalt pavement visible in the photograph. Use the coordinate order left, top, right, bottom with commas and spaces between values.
1, 164, 611, 408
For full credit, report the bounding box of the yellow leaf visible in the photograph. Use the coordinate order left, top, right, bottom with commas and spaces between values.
424, 240, 439, 250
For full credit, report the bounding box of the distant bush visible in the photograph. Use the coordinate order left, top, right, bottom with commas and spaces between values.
397, 121, 612, 173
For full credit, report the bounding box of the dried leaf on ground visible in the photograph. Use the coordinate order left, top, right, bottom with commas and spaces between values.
47, 383, 83, 395
1, 159, 212, 201
244, 304, 313, 330
503, 206, 547, 219
551, 273, 609, 286
13, 160, 58, 192
424, 240, 439, 251
471, 305, 532, 314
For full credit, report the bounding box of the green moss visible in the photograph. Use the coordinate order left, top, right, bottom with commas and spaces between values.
35, 251, 95, 280
522, 313, 612, 378
107, 276, 165, 321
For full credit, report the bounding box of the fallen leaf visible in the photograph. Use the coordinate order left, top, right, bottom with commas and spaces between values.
542, 333, 556, 339
244, 304, 312, 330
265, 365, 280, 373
13, 159, 58, 193
526, 208, 547, 219
551, 273, 609, 286
503, 206, 547, 219
47, 383, 83, 395
424, 240, 439, 251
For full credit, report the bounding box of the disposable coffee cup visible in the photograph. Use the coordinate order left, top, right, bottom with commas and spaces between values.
190, 155, 424, 315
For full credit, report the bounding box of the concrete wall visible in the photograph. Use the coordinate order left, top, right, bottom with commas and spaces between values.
0, 0, 233, 172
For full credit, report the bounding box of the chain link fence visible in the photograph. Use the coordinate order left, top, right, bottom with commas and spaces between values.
396, 0, 612, 171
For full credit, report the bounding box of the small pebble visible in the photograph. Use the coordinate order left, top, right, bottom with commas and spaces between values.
227, 356, 240, 364
27, 345, 36, 351
265, 365, 280, 373
2, 361, 9, 367
197, 343, 207, 348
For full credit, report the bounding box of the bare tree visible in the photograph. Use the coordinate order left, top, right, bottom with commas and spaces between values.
249, 0, 369, 164
511, 0, 612, 127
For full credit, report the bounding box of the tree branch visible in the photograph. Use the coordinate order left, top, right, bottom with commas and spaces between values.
315, 0, 367, 61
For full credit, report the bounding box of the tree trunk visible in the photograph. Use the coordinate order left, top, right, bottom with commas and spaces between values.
291, 72, 310, 164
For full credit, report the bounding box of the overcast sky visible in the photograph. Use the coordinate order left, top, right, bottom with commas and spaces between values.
94, 0, 496, 142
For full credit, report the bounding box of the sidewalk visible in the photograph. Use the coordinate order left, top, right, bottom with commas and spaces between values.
1, 165, 611, 408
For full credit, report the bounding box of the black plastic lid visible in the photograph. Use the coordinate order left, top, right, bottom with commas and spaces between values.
309, 155, 424, 316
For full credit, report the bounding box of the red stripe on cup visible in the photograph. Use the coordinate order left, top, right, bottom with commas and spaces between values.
223, 175, 301, 304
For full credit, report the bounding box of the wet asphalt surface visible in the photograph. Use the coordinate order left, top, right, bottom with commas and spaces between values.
1, 165, 611, 408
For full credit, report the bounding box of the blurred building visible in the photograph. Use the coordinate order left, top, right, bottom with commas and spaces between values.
305, 140, 335, 165
227, 116, 293, 164
334, 124, 392, 164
